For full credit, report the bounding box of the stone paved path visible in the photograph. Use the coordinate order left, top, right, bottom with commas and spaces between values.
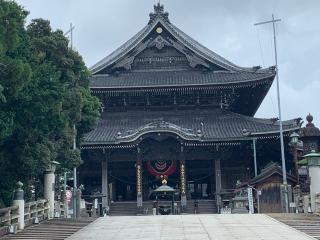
67, 214, 315, 240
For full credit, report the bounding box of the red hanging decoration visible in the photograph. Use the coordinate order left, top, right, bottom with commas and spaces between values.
146, 160, 176, 177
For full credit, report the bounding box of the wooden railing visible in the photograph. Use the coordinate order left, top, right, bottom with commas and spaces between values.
54, 201, 67, 218
0, 199, 53, 237
315, 193, 320, 213
24, 200, 50, 226
0, 206, 19, 227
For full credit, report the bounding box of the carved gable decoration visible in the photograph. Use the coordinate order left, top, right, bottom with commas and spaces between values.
110, 24, 221, 72
150, 35, 171, 50
132, 46, 190, 70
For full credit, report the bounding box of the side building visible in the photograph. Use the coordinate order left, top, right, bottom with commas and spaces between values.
80, 4, 301, 214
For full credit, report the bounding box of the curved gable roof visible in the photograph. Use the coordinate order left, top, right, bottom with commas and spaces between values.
90, 4, 266, 75
82, 109, 300, 146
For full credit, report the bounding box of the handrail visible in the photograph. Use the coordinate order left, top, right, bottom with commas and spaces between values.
0, 205, 19, 227
0, 199, 51, 229
24, 199, 50, 225
0, 206, 18, 215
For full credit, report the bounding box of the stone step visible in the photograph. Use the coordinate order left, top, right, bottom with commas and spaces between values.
270, 214, 320, 240
0, 218, 95, 240
109, 200, 217, 215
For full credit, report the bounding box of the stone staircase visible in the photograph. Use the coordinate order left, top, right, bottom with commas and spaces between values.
0, 218, 95, 240
185, 200, 217, 214
109, 201, 154, 216
109, 200, 217, 216
269, 213, 320, 239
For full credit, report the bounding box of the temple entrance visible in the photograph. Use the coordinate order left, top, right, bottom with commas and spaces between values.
186, 160, 214, 200
188, 182, 210, 199
138, 136, 181, 201
143, 159, 180, 201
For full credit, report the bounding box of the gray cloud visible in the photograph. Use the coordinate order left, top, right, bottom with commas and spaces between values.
16, 0, 320, 126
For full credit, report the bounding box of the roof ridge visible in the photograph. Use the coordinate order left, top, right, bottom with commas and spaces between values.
90, 24, 152, 73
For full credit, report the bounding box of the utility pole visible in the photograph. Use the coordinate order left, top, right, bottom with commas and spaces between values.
72, 125, 77, 218
254, 15, 289, 213
64, 23, 75, 49
64, 23, 78, 218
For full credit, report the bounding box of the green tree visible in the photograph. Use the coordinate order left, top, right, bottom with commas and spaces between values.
0, 2, 100, 206
0, 0, 30, 142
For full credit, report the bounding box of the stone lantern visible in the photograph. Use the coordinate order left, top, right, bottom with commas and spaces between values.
303, 150, 320, 212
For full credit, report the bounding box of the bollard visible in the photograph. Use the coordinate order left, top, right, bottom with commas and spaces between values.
13, 181, 25, 230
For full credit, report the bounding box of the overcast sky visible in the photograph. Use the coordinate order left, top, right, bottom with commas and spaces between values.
16, 0, 320, 127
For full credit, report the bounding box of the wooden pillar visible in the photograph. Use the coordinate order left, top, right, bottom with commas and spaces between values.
253, 138, 258, 177
215, 158, 222, 212
293, 145, 299, 184
101, 154, 109, 213
180, 145, 187, 209
136, 147, 143, 209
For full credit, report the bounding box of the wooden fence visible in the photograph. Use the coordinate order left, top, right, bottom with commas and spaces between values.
0, 199, 51, 237
24, 200, 50, 226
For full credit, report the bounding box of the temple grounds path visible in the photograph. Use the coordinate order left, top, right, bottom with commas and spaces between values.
67, 214, 315, 240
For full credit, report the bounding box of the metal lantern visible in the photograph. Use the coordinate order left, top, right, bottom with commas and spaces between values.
290, 132, 300, 145
46, 160, 60, 173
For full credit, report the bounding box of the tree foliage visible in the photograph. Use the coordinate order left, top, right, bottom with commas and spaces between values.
0, 1, 100, 206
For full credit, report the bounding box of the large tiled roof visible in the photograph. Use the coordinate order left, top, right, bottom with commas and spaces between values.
90, 70, 274, 89
90, 4, 267, 75
82, 109, 300, 146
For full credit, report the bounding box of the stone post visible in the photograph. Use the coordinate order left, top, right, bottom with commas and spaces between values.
63, 172, 68, 218
280, 184, 293, 213
215, 158, 222, 212
76, 188, 82, 218
44, 161, 59, 219
293, 185, 302, 213
180, 146, 187, 210
309, 166, 320, 212
304, 151, 320, 213
136, 147, 143, 211
101, 156, 109, 215
13, 181, 24, 230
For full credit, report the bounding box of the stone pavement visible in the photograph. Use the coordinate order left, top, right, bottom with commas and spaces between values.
67, 214, 315, 240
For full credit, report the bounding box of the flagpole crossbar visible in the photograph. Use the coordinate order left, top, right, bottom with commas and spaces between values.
254, 19, 281, 26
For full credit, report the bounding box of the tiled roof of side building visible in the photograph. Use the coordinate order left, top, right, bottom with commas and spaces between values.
90, 70, 275, 88
82, 109, 300, 146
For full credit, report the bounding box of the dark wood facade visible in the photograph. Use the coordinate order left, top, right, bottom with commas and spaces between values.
80, 4, 301, 214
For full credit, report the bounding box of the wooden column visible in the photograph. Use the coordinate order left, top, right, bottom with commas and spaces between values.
253, 138, 258, 177
136, 147, 143, 208
101, 154, 109, 212
215, 158, 222, 212
293, 145, 299, 184
180, 145, 187, 209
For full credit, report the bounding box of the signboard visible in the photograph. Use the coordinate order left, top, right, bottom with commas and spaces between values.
247, 187, 254, 214
66, 190, 72, 203
289, 202, 296, 208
